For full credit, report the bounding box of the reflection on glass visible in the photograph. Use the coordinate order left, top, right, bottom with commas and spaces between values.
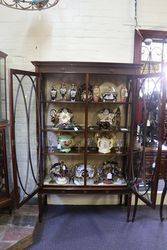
132, 75, 161, 202
0, 132, 4, 191
0, 57, 6, 121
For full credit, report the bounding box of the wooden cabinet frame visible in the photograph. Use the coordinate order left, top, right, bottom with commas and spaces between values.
9, 61, 165, 221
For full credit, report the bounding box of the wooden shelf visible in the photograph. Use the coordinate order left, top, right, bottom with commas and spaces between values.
42, 100, 85, 104
42, 127, 85, 133
43, 127, 129, 133
45, 150, 85, 156
87, 151, 127, 156
88, 128, 130, 133
41, 101, 131, 105
88, 101, 132, 105
42, 185, 129, 193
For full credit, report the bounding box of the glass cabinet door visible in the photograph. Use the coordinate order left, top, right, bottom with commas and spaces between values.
131, 74, 166, 206
0, 131, 4, 191
0, 127, 9, 194
0, 52, 7, 121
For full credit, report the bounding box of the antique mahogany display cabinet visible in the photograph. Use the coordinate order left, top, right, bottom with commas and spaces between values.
134, 30, 167, 220
9, 61, 166, 221
0, 51, 12, 209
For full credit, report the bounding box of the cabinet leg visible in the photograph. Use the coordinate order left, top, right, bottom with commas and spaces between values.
127, 193, 132, 222
8, 208, 12, 215
124, 194, 128, 206
160, 180, 167, 222
44, 194, 47, 206
119, 195, 123, 205
38, 193, 43, 223
132, 195, 138, 222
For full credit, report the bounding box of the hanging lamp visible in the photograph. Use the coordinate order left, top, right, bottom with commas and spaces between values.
0, 0, 60, 10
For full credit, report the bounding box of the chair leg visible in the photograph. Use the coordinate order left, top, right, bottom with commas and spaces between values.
160, 180, 167, 222
132, 195, 138, 222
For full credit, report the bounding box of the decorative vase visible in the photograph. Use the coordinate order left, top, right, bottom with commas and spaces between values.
50, 86, 57, 101
69, 84, 77, 102
60, 83, 67, 100
93, 85, 100, 102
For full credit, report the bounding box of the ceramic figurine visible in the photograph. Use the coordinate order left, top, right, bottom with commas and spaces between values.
120, 86, 128, 102
69, 84, 77, 102
57, 134, 74, 153
116, 139, 123, 153
81, 90, 92, 102
60, 83, 67, 100
97, 108, 115, 129
50, 161, 69, 185
50, 86, 57, 101
102, 87, 117, 102
74, 164, 95, 185
93, 85, 100, 102
79, 84, 93, 102
57, 108, 73, 125
96, 160, 121, 185
50, 109, 57, 126
97, 136, 114, 154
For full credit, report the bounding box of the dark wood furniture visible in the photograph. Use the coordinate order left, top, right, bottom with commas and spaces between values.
0, 51, 12, 210
9, 61, 165, 221
159, 103, 167, 221
133, 30, 167, 221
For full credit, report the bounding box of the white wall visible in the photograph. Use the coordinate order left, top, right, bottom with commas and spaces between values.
0, 0, 135, 70
1, 0, 167, 70
138, 0, 167, 30
0, 0, 167, 205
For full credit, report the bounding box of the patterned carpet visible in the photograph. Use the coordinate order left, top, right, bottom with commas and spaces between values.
29, 205, 167, 250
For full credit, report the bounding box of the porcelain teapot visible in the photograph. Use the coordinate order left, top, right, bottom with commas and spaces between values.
97, 137, 114, 154
57, 134, 74, 153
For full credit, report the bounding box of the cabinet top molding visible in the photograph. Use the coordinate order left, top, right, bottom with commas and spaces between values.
0, 51, 7, 58
31, 61, 141, 75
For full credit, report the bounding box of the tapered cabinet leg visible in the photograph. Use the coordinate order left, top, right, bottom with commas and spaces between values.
160, 180, 167, 222
38, 192, 43, 223
124, 194, 128, 206
127, 193, 132, 222
119, 195, 123, 205
44, 194, 47, 207
132, 195, 138, 222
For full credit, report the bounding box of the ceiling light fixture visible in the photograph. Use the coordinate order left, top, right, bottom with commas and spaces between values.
0, 0, 60, 11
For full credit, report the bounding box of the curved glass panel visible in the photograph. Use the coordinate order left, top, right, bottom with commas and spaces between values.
12, 73, 39, 203
132, 76, 163, 204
